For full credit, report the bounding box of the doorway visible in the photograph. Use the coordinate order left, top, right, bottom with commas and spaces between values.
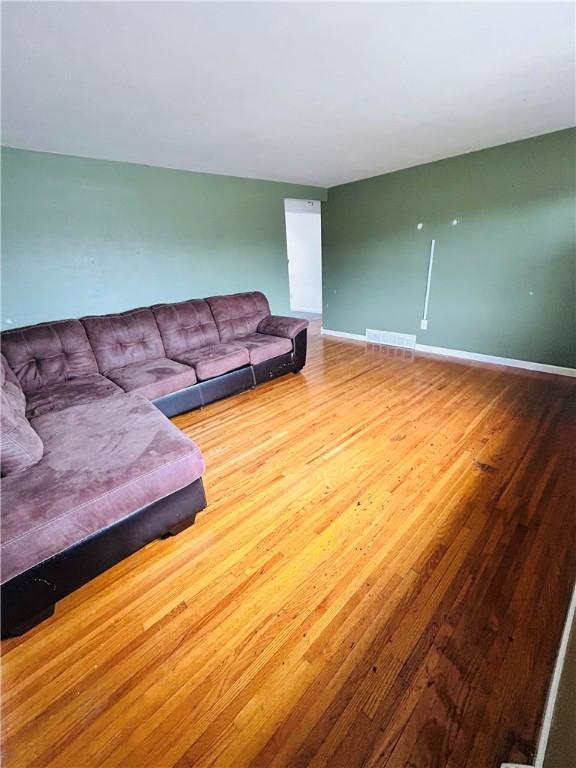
284, 199, 322, 318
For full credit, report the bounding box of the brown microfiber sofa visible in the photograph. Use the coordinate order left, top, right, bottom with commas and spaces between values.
1, 291, 308, 636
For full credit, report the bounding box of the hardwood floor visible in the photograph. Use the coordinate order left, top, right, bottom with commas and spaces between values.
2, 322, 575, 768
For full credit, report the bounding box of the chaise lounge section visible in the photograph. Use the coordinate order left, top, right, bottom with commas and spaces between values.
1, 291, 308, 636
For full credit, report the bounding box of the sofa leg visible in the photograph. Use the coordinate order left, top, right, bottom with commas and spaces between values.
162, 511, 198, 537
4, 604, 55, 637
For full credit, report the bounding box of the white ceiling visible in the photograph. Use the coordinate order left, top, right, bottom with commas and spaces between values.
2, 2, 574, 187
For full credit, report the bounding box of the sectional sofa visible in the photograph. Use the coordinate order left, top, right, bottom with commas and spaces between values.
1, 291, 308, 637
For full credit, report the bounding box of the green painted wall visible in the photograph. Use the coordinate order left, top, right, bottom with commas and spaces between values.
323, 129, 576, 368
1, 148, 326, 329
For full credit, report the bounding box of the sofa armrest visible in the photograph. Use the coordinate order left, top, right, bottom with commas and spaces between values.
257, 315, 309, 339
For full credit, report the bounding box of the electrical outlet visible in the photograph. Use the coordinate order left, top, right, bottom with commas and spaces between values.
420, 319, 428, 330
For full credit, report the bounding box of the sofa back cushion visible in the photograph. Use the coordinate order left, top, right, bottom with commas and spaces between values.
206, 292, 270, 343
1, 354, 43, 476
152, 299, 220, 357
1, 320, 98, 394
82, 308, 165, 373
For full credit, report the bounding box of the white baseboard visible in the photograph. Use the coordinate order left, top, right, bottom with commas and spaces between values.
321, 327, 367, 342
415, 343, 576, 378
291, 306, 322, 314
533, 579, 576, 768
500, 581, 576, 768
320, 328, 576, 379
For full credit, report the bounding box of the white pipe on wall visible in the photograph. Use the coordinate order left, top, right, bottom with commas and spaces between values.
421, 238, 436, 330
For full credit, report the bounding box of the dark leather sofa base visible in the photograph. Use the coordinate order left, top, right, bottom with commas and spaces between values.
154, 329, 308, 418
253, 352, 295, 384
1, 477, 207, 638
154, 366, 255, 418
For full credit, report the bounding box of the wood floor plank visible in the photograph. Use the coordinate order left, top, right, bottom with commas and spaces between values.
2, 322, 575, 767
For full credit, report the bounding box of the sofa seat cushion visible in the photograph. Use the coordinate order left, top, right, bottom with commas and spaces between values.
25, 374, 123, 418
1, 319, 99, 394
1, 393, 205, 583
174, 343, 250, 381
104, 358, 197, 401
205, 292, 271, 342
238, 333, 293, 365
